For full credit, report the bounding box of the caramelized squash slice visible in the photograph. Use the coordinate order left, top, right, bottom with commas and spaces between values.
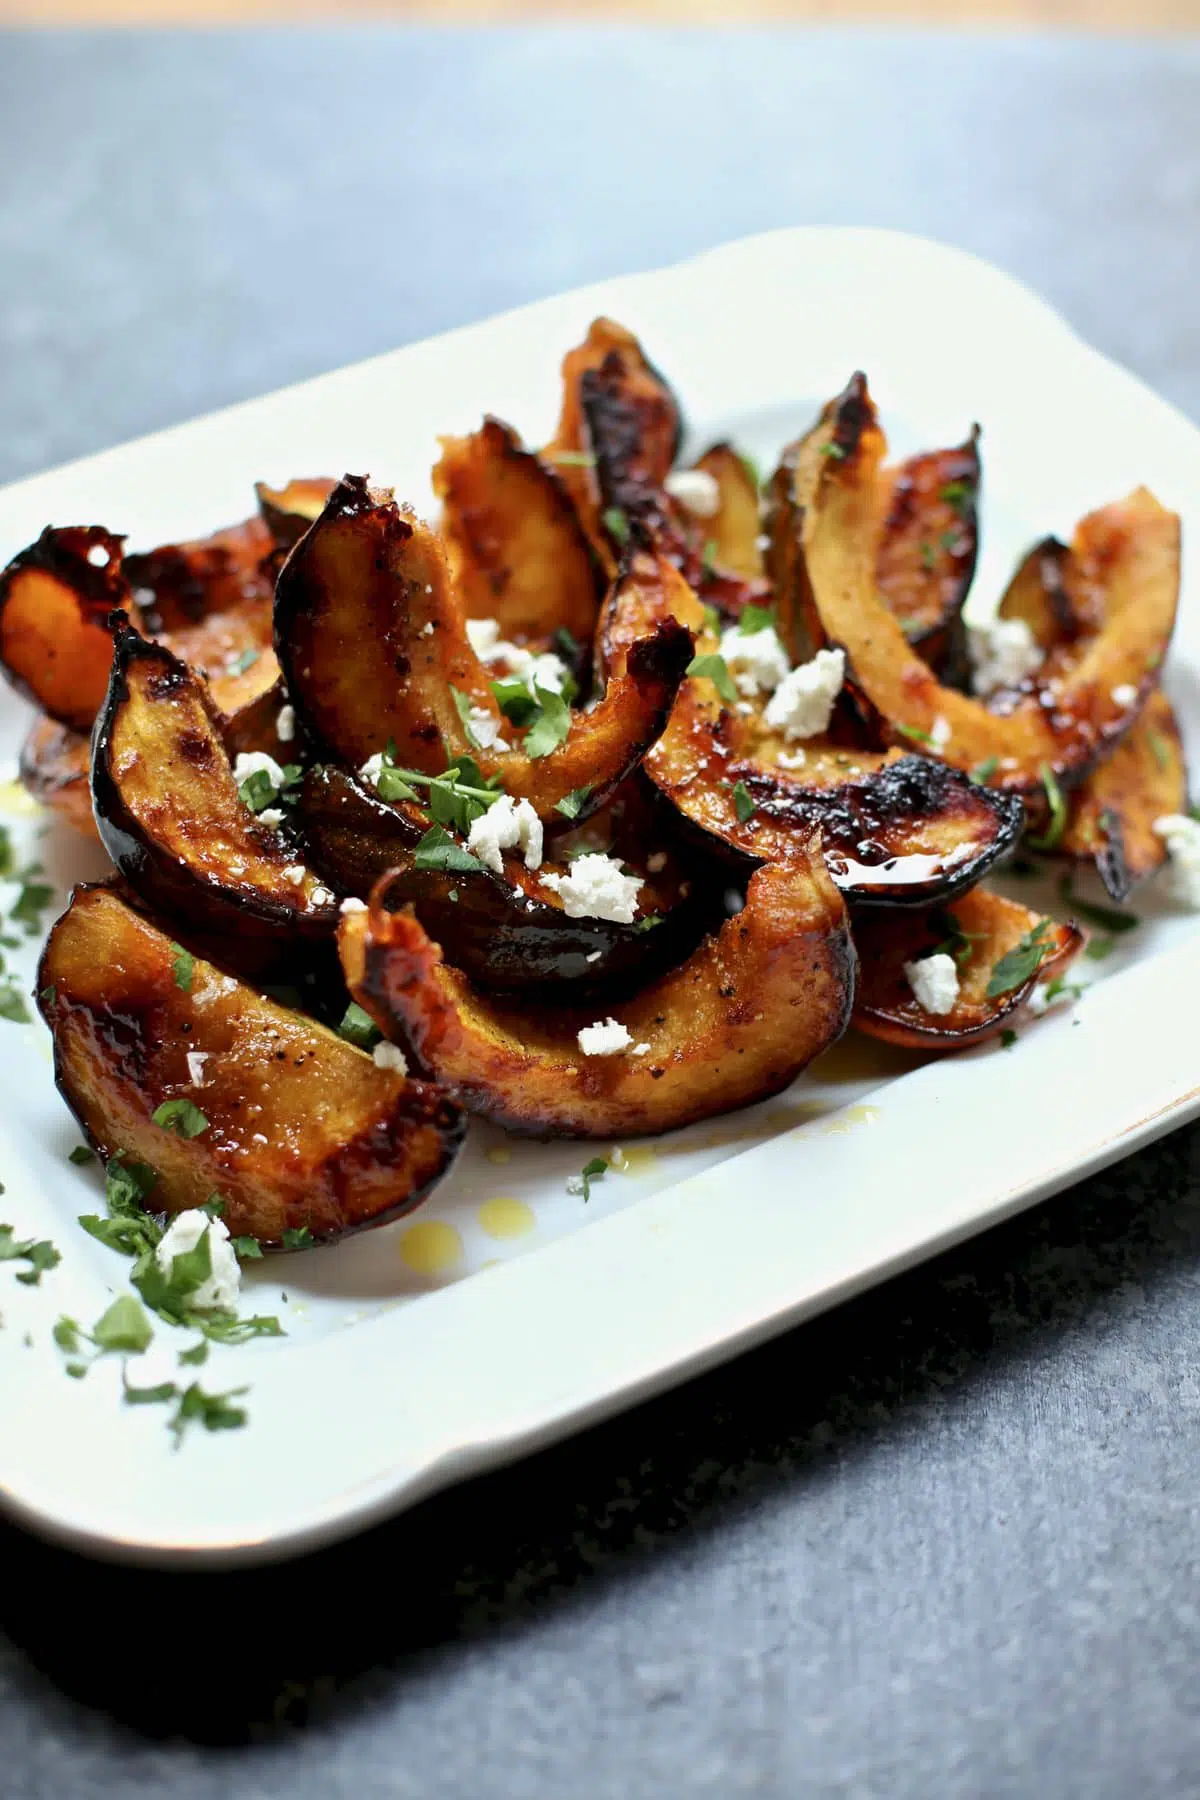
39, 884, 465, 1245
0, 525, 128, 730
853, 887, 1083, 1050
874, 429, 980, 681
432, 417, 603, 644
92, 624, 338, 950
299, 765, 711, 995
781, 374, 1180, 792
1059, 688, 1187, 900
995, 535, 1076, 654
340, 851, 854, 1139
692, 443, 764, 583
274, 476, 692, 821
255, 477, 337, 550
19, 716, 98, 840
606, 549, 1024, 905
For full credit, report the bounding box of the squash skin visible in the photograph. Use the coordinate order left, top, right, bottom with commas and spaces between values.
38, 884, 465, 1246
255, 477, 337, 550
19, 715, 99, 840
340, 853, 855, 1140
0, 525, 129, 730
783, 374, 1181, 793
91, 623, 338, 956
691, 443, 764, 583
433, 416, 603, 645
853, 886, 1083, 1050
274, 476, 693, 823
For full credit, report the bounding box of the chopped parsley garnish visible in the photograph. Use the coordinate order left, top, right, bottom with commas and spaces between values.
895, 723, 934, 747
939, 529, 960, 553
178, 1338, 209, 1366
553, 626, 582, 662
68, 1145, 94, 1165
0, 823, 13, 878
1147, 729, 1170, 771
10, 869, 53, 936
201, 1194, 225, 1218
579, 1157, 608, 1202
92, 1294, 154, 1354
686, 653, 738, 705
930, 912, 986, 967
739, 603, 777, 635
232, 1235, 263, 1260
118, 1367, 250, 1446
1026, 763, 1067, 851
1085, 935, 1117, 961
450, 685, 487, 749
1042, 975, 1084, 1005
172, 944, 194, 993
1057, 873, 1138, 935
634, 913, 663, 932
0, 985, 30, 1024
152, 1099, 209, 1139
701, 539, 719, 577
281, 1226, 313, 1250
237, 768, 279, 814
602, 506, 630, 546
226, 648, 259, 676
820, 441, 846, 461
490, 676, 539, 726
701, 602, 722, 636
986, 919, 1054, 997
940, 480, 972, 515
523, 685, 572, 760
548, 449, 595, 468
412, 824, 485, 875
732, 780, 756, 823
79, 1156, 160, 1257
970, 757, 1000, 784
338, 1001, 381, 1050
121, 1369, 180, 1408
919, 541, 936, 572
556, 786, 592, 821
39, 983, 56, 1006
999, 1028, 1017, 1049
0, 1224, 60, 1286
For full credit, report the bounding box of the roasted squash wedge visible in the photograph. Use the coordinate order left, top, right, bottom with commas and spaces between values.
874, 429, 980, 681
853, 887, 1083, 1050
1058, 688, 1187, 899
691, 443, 764, 584
605, 547, 1024, 905
340, 850, 854, 1139
255, 477, 337, 550
300, 765, 711, 995
995, 535, 1076, 654
0, 525, 128, 730
781, 374, 1180, 792
92, 624, 338, 951
432, 417, 603, 645
19, 716, 98, 840
39, 884, 465, 1245
274, 476, 692, 821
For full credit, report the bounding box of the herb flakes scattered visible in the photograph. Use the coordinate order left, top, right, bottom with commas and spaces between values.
0, 1224, 60, 1286
986, 919, 1055, 998
685, 653, 738, 705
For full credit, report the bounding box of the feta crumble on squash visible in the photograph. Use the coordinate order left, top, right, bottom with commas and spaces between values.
763, 649, 845, 741
903, 951, 960, 1016
541, 852, 642, 923
577, 1018, 633, 1056
155, 1211, 241, 1311
467, 793, 543, 874
966, 616, 1042, 697
719, 622, 790, 697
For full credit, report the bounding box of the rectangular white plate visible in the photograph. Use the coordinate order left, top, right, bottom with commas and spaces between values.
1, 226, 1197, 1567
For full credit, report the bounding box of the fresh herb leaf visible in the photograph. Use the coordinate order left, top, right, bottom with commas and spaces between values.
555, 786, 592, 821
548, 449, 595, 468
919, 541, 936, 572
168, 1381, 249, 1447
201, 1194, 225, 1218
1147, 729, 1170, 771
941, 479, 972, 516
490, 677, 539, 726
1042, 975, 1085, 1005
0, 824, 13, 878
523, 685, 572, 760
92, 1294, 153, 1354
65, 1362, 88, 1380
732, 780, 756, 823
895, 723, 934, 747
701, 539, 718, 577
178, 1338, 209, 1366
579, 1157, 608, 1202
376, 764, 420, 805
602, 506, 630, 546
237, 768, 278, 814
450, 685, 486, 749
160, 1224, 214, 1302
939, 529, 960, 553
338, 1001, 381, 1050
121, 1369, 179, 1408
0, 985, 30, 1023
10, 874, 53, 935
281, 1225, 313, 1251
232, 1236, 263, 1260
999, 1028, 1017, 1049
1085, 935, 1117, 961
38, 983, 56, 1006
0, 1225, 61, 1286
171, 944, 194, 993
68, 1145, 94, 1165
1057, 874, 1139, 934
553, 627, 582, 662
820, 441, 846, 461
686, 653, 738, 705
199, 1312, 283, 1344
227, 648, 259, 676
971, 757, 1000, 784
412, 824, 485, 875
1027, 763, 1067, 851
986, 919, 1054, 997
634, 913, 663, 932
53, 1316, 82, 1353
701, 602, 722, 637
152, 1098, 209, 1139
738, 603, 777, 636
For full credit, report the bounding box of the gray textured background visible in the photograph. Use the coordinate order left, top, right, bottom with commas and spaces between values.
3, 27, 1200, 1799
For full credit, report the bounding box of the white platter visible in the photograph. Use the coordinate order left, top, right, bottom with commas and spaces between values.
0, 225, 1197, 1567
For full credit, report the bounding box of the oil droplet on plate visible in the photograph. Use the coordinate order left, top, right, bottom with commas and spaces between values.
610, 1143, 659, 1176
821, 1103, 881, 1136
399, 1219, 464, 1276
486, 1146, 512, 1165
478, 1196, 536, 1240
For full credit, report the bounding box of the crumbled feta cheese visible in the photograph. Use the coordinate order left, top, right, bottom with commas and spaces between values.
422, 621, 435, 636
646, 851, 668, 873
359, 751, 386, 787
577, 1017, 633, 1056
87, 543, 110, 567
467, 706, 506, 751
663, 467, 721, 519
585, 949, 603, 963
467, 794, 544, 874
1154, 813, 1200, 906
719, 623, 791, 697
777, 748, 807, 770
185, 1051, 208, 1086
311, 886, 335, 907
340, 896, 368, 915
257, 807, 284, 828
282, 864, 306, 885
155, 1210, 241, 1312
903, 952, 961, 1016
1111, 683, 1138, 707
232, 751, 286, 790
373, 1040, 408, 1074
541, 853, 643, 923
930, 715, 951, 750
967, 616, 1043, 697
763, 649, 845, 741
631, 1042, 652, 1056
275, 703, 296, 743
466, 616, 569, 693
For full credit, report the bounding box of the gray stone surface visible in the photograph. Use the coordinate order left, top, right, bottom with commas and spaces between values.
2, 26, 1200, 1798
